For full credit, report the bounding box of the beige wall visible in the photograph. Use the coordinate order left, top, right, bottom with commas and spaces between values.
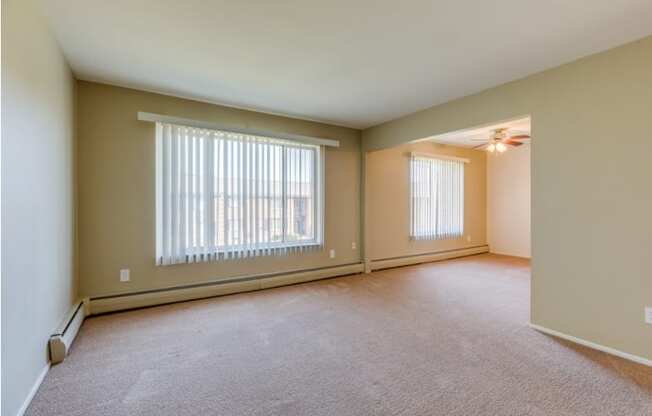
487, 145, 531, 258
1, 0, 77, 414
363, 36, 652, 360
366, 142, 486, 261
77, 82, 361, 297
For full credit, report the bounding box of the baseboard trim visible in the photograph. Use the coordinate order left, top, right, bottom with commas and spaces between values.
528, 323, 652, 368
488, 250, 531, 259
369, 245, 489, 271
89, 263, 364, 315
16, 363, 50, 416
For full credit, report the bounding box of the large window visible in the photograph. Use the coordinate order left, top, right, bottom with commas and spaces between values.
410, 154, 464, 240
155, 123, 323, 265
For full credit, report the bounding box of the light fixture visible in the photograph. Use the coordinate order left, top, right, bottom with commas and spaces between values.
496, 142, 507, 153
487, 143, 496, 152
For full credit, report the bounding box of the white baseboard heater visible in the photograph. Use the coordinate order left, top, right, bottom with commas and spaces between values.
88, 263, 365, 315
49, 299, 88, 364
369, 245, 489, 271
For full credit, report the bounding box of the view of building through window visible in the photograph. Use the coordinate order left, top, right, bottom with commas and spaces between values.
156, 124, 323, 264
188, 143, 316, 248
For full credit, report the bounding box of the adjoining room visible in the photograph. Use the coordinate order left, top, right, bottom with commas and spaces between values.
414, 116, 532, 260
3, 1, 652, 415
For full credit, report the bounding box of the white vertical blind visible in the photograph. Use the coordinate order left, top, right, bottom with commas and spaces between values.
410, 155, 464, 240
156, 122, 323, 265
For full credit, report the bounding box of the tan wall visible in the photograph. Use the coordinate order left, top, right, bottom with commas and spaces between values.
1, 0, 77, 414
487, 145, 531, 258
363, 36, 652, 360
77, 82, 361, 297
366, 142, 486, 261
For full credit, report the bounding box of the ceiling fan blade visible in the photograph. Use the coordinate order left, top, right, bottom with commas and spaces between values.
470, 138, 490, 141
505, 139, 524, 146
509, 134, 530, 140
473, 143, 488, 149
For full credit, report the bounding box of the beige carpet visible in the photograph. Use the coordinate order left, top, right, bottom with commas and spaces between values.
27, 254, 652, 415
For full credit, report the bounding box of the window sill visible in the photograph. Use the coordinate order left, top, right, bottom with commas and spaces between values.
158, 242, 323, 266
409, 234, 463, 241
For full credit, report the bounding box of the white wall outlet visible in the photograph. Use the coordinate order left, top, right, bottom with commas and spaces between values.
645, 307, 652, 325
329, 249, 336, 259
120, 269, 130, 282
351, 242, 357, 250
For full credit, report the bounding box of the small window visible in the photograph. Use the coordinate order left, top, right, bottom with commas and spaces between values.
410, 155, 464, 240
155, 123, 323, 265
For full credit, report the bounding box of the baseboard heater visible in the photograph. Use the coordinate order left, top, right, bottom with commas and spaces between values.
49, 299, 88, 364
369, 245, 489, 271
88, 262, 365, 315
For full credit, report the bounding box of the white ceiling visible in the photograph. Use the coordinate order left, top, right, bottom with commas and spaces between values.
424, 117, 530, 148
42, 1, 652, 129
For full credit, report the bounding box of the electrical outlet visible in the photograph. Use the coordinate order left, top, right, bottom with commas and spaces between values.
329, 249, 336, 259
645, 307, 652, 325
351, 242, 357, 250
120, 269, 130, 282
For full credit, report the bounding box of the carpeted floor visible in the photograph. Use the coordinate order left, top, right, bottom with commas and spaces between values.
27, 254, 652, 415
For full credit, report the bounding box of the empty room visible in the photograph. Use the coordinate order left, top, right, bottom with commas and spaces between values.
2, 1, 651, 415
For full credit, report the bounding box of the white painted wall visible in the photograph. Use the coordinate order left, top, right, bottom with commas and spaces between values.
487, 145, 530, 258
1, 0, 77, 414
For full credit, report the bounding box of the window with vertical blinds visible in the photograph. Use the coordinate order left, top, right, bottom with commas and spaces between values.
410, 154, 464, 240
156, 123, 323, 265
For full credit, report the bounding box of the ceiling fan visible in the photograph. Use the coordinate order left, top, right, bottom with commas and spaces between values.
472, 128, 530, 152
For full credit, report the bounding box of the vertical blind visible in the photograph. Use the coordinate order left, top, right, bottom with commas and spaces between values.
156, 123, 323, 266
410, 155, 464, 240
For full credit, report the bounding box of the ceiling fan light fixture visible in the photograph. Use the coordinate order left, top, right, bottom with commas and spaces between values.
496, 142, 507, 152
487, 143, 496, 152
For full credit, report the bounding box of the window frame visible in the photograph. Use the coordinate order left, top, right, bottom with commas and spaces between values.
409, 153, 466, 241
155, 124, 325, 265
